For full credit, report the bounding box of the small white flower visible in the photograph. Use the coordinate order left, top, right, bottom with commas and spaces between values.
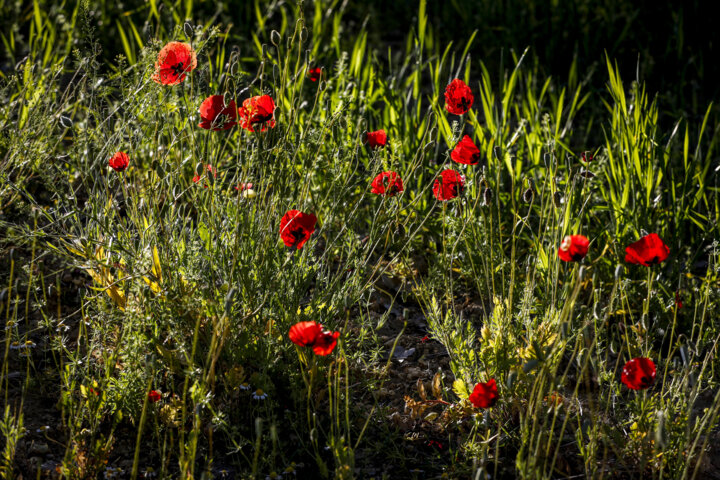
266, 472, 282, 480
103, 466, 123, 479
253, 389, 268, 400
141, 467, 157, 478
239, 382, 251, 391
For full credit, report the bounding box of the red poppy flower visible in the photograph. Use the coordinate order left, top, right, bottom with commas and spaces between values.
468, 378, 498, 408
558, 235, 589, 262
451, 135, 481, 165
624, 233, 670, 266
279, 210, 317, 249
152, 42, 197, 85
675, 291, 683, 310
444, 78, 474, 115
366, 130, 387, 149
234, 182, 254, 191
621, 357, 656, 390
109, 152, 129, 172
433, 169, 465, 201
193, 165, 216, 187
312, 330, 341, 356
581, 151, 594, 162
307, 67, 322, 82
148, 390, 162, 403
198, 95, 237, 131
289, 321, 324, 347
238, 95, 276, 132
370, 171, 404, 196
288, 321, 340, 356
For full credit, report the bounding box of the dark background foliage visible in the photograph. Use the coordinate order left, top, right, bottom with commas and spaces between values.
1, 0, 718, 115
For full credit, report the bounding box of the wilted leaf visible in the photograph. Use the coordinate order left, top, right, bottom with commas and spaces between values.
416, 378, 427, 401
432, 372, 442, 400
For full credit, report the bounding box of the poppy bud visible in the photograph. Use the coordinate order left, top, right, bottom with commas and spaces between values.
270, 30, 281, 47
614, 264, 623, 281
60, 115, 73, 128
224, 287, 236, 315
300, 27, 308, 43
523, 187, 534, 203
483, 187, 493, 206
581, 151, 594, 162
655, 410, 666, 448
553, 191, 562, 208
183, 22, 194, 39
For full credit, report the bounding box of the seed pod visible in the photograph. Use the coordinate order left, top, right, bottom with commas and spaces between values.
224, 287, 236, 315
506, 370, 517, 389
183, 22, 194, 39
655, 410, 666, 448
270, 30, 281, 47
553, 191, 562, 208
300, 27, 308, 43
523, 187, 534, 203
483, 187, 493, 206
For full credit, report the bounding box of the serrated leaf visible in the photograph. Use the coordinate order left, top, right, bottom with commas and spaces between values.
452, 379, 469, 400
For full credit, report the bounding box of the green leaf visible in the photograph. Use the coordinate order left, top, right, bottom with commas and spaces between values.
452, 379, 469, 400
